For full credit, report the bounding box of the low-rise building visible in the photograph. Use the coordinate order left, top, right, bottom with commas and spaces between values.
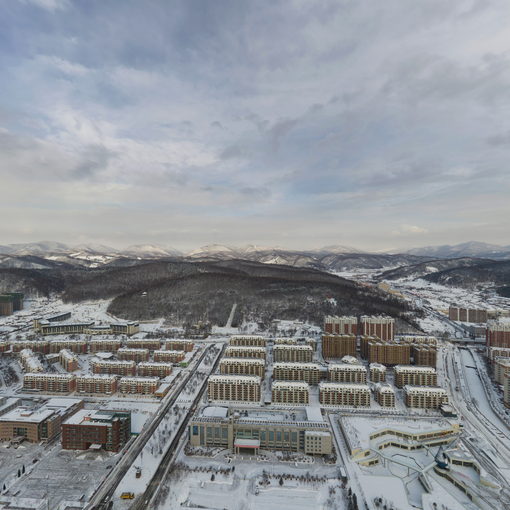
273, 344, 313, 362
328, 363, 367, 383
125, 338, 161, 351
19, 349, 43, 373
394, 365, 437, 388
90, 359, 136, 376
153, 350, 186, 363
224, 346, 266, 360
23, 373, 76, 394
189, 406, 333, 456
110, 322, 140, 336
208, 375, 261, 402
49, 339, 87, 354
319, 382, 371, 407
165, 339, 194, 352
88, 339, 121, 353
10, 340, 50, 354
404, 386, 448, 409
0, 398, 82, 443
229, 335, 266, 347
117, 348, 150, 362
322, 334, 357, 359
272, 362, 321, 385
374, 383, 395, 407
219, 358, 265, 378
271, 381, 310, 404
62, 409, 131, 452
38, 321, 94, 336
369, 363, 387, 382
76, 375, 118, 395
59, 349, 78, 372
118, 376, 159, 395
137, 362, 173, 378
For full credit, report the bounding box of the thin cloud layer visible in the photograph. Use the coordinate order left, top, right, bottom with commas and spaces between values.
1, 0, 509, 250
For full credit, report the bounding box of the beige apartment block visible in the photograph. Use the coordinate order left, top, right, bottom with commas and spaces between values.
394, 365, 437, 388
369, 363, 387, 382
224, 346, 266, 360
23, 373, 76, 393
76, 374, 118, 395
322, 334, 357, 359
118, 376, 159, 395
11, 340, 50, 354
272, 362, 321, 385
137, 362, 173, 378
374, 383, 395, 407
219, 358, 265, 378
154, 350, 186, 363
88, 339, 121, 353
49, 339, 87, 354
271, 381, 310, 404
90, 358, 136, 376
319, 382, 371, 407
208, 375, 261, 402
229, 335, 266, 347
59, 349, 78, 372
404, 386, 448, 409
117, 348, 150, 362
273, 344, 313, 363
328, 363, 367, 383
368, 341, 411, 366
411, 345, 437, 367
165, 339, 194, 352
494, 357, 510, 385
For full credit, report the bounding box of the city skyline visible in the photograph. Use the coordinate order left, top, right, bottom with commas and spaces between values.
2, 1, 510, 251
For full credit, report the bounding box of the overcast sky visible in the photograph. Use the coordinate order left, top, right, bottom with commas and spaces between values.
1, 0, 510, 251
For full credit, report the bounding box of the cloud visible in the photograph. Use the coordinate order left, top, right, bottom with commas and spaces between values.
392, 225, 429, 236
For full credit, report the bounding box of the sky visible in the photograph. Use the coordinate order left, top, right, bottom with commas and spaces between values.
1, 0, 510, 252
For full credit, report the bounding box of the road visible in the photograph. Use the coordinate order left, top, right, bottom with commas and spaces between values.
86, 344, 213, 510
129, 343, 226, 510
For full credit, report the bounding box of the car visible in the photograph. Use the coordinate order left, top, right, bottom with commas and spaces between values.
120, 492, 135, 500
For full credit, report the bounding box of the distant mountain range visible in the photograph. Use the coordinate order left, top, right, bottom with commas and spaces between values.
404, 241, 510, 260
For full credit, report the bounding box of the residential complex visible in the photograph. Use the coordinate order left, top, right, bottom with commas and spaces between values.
207, 375, 261, 402
228, 335, 266, 347
271, 381, 310, 404
319, 383, 371, 407
273, 344, 313, 362
224, 346, 266, 359
62, 409, 131, 452
272, 362, 321, 385
394, 365, 437, 388
23, 373, 76, 393
366, 340, 411, 366
219, 358, 265, 378
404, 386, 448, 409
118, 376, 159, 395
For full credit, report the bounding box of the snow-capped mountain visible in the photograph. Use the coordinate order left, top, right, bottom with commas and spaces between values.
406, 241, 510, 259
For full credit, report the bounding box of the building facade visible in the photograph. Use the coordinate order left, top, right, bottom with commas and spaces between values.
23, 373, 76, 393
228, 335, 266, 347
125, 338, 161, 351
224, 346, 266, 359
49, 339, 87, 354
154, 350, 186, 363
273, 344, 313, 362
165, 339, 194, 352
76, 375, 118, 395
219, 358, 265, 378
487, 320, 510, 349
88, 339, 121, 353
449, 306, 488, 323
367, 341, 411, 366
272, 362, 321, 385
404, 386, 448, 408
322, 335, 357, 359
394, 366, 437, 388
90, 359, 136, 376
118, 376, 159, 395
59, 349, 79, 372
369, 363, 387, 382
271, 381, 310, 404
328, 364, 367, 383
137, 362, 173, 378
117, 348, 150, 362
207, 375, 261, 402
319, 383, 371, 407
324, 316, 358, 335
374, 383, 395, 407
360, 316, 395, 341
411, 345, 437, 367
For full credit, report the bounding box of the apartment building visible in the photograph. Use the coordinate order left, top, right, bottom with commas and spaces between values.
76, 374, 118, 395
110, 322, 140, 336
118, 376, 159, 395
367, 341, 411, 366
319, 382, 371, 407
224, 346, 266, 360
153, 350, 186, 363
360, 316, 395, 341
369, 363, 387, 382
404, 386, 448, 409
23, 373, 76, 393
219, 358, 265, 378
394, 366, 437, 388
494, 357, 510, 385
10, 340, 50, 354
59, 349, 78, 372
38, 321, 94, 336
0, 341, 8, 353
322, 334, 357, 359
328, 363, 367, 383
125, 338, 161, 351
504, 373, 510, 408
360, 335, 379, 358
207, 375, 261, 402
398, 335, 437, 346
488, 346, 510, 362
449, 306, 488, 323
374, 383, 395, 407
229, 335, 266, 347
117, 348, 150, 362
19, 349, 43, 373
189, 406, 333, 455
49, 339, 87, 354
273, 344, 313, 363
0, 295, 14, 316
273, 338, 298, 345
487, 320, 510, 349
165, 339, 194, 352
324, 316, 358, 335
88, 339, 121, 353
33, 312, 71, 330
271, 381, 310, 404
137, 362, 173, 378
90, 359, 136, 376
62, 409, 131, 452
272, 362, 321, 385
411, 345, 437, 367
